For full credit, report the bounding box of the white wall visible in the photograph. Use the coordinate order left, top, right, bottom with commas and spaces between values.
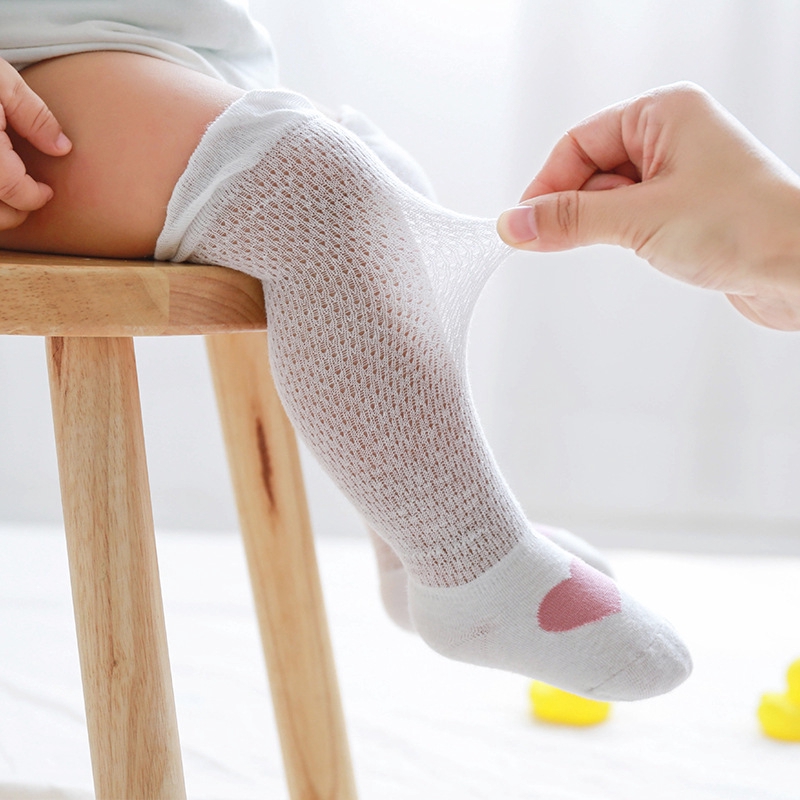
1, 0, 799, 550
485, 0, 800, 549
493, 0, 800, 548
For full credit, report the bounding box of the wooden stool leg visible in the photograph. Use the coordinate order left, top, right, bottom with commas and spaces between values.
206, 332, 358, 800
47, 336, 186, 800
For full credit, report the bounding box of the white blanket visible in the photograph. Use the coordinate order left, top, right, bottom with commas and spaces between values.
1, 525, 798, 799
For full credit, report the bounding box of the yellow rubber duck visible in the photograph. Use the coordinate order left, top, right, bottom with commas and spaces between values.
758, 658, 800, 742
529, 681, 611, 727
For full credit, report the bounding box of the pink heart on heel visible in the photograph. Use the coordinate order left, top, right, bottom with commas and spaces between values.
538, 558, 622, 632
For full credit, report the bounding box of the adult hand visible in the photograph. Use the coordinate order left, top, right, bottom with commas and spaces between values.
0, 57, 72, 230
497, 82, 800, 330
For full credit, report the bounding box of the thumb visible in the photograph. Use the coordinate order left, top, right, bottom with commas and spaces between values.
497, 184, 646, 253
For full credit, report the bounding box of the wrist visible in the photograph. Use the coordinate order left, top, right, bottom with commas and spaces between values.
757, 179, 800, 293
732, 176, 800, 330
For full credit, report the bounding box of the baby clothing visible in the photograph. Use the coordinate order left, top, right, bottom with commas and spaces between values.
0, 0, 276, 89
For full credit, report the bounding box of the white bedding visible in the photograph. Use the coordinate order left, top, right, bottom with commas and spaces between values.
1, 524, 798, 799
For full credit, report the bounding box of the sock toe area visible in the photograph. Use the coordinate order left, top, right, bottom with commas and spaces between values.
408, 538, 692, 702
585, 628, 693, 701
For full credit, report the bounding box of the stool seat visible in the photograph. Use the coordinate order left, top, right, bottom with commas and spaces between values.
0, 250, 266, 336
1, 249, 357, 799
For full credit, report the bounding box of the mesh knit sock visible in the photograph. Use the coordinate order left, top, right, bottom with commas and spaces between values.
334, 111, 619, 634
340, 104, 435, 629
368, 522, 615, 633
156, 91, 691, 700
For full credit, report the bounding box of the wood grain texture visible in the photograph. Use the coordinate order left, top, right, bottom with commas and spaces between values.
0, 250, 266, 336
8, 250, 356, 797
206, 331, 358, 800
47, 335, 186, 800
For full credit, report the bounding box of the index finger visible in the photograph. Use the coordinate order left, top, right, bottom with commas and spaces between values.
520, 99, 637, 202
0, 59, 72, 156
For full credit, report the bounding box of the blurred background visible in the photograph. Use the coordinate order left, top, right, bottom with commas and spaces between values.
2, 0, 799, 552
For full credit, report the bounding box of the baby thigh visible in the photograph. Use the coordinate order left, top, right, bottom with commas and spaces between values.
0, 51, 245, 258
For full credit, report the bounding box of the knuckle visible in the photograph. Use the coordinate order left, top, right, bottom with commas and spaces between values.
672, 80, 705, 99
555, 191, 581, 243
25, 103, 52, 137
658, 81, 710, 113
5, 74, 26, 113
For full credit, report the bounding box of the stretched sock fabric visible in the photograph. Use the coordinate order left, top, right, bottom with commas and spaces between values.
338, 103, 436, 628
156, 91, 691, 700
327, 116, 618, 638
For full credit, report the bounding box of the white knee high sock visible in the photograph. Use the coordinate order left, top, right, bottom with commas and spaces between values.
156, 91, 691, 700
331, 107, 618, 635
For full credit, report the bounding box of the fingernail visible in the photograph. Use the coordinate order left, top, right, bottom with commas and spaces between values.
55, 132, 72, 153
499, 205, 538, 243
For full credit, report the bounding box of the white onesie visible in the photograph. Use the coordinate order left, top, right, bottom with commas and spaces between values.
0, 0, 277, 89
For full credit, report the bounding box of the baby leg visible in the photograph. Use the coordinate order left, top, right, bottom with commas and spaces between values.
155, 90, 691, 700
6, 57, 690, 699
9, 54, 628, 647
0, 51, 243, 258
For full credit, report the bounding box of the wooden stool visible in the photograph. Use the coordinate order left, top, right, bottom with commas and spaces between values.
0, 250, 357, 800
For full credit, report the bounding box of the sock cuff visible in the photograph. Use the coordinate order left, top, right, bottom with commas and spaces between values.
155, 89, 321, 262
